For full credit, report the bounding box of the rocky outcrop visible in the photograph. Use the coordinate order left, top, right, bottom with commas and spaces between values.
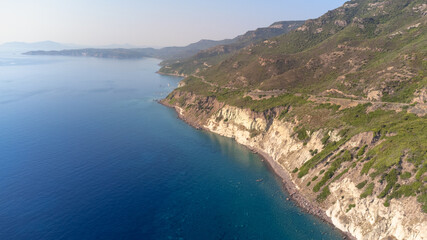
327, 178, 427, 240
205, 106, 326, 172
162, 93, 427, 240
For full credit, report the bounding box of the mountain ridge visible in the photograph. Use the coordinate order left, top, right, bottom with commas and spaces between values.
158, 20, 304, 76
23, 20, 304, 63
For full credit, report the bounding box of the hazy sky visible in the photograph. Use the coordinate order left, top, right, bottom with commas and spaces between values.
0, 0, 346, 47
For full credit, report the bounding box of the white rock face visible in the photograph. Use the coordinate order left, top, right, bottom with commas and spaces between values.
367, 90, 382, 101
327, 178, 427, 240
412, 88, 426, 104
198, 104, 427, 240
205, 105, 323, 171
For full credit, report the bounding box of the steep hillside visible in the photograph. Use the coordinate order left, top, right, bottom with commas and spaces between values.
163, 0, 427, 239
153, 39, 235, 60
198, 0, 426, 100
158, 21, 304, 76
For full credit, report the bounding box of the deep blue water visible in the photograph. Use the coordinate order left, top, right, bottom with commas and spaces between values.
0, 53, 343, 240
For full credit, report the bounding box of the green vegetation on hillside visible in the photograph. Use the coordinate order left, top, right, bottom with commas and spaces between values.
165, 0, 427, 211
159, 21, 304, 76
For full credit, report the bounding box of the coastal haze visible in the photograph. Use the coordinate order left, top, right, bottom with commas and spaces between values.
0, 0, 345, 47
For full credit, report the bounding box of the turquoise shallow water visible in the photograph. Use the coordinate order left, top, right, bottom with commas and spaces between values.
0, 54, 343, 240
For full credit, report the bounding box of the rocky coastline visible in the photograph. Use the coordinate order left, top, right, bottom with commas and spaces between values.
159, 99, 354, 240
254, 150, 354, 240
159, 90, 427, 240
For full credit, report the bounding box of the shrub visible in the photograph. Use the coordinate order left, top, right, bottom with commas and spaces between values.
356, 180, 368, 189
346, 204, 356, 212
390, 181, 421, 198
415, 164, 427, 181
321, 133, 330, 145
378, 169, 398, 198
298, 138, 348, 178
313, 171, 334, 192
400, 171, 411, 180
417, 193, 427, 213
383, 200, 390, 207
295, 127, 309, 141
317, 186, 331, 202
361, 158, 375, 175
361, 183, 375, 198
249, 130, 260, 138
313, 150, 352, 192
309, 149, 318, 156
357, 145, 368, 157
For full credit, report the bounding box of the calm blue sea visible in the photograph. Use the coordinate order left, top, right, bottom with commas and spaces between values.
0, 53, 343, 240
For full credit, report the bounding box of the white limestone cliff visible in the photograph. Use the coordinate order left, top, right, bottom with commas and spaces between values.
172, 103, 427, 240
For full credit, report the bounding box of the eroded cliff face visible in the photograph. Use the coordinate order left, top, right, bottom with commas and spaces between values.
161, 93, 427, 240
327, 179, 426, 240
204, 106, 327, 173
